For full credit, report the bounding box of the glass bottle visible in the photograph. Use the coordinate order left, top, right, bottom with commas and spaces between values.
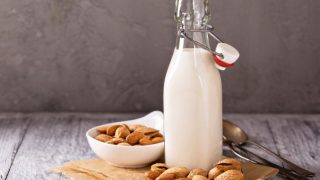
163, 0, 222, 170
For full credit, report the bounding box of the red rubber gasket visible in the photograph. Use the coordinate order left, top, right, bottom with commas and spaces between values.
213, 54, 234, 68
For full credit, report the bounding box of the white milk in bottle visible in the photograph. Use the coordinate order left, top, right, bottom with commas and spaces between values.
164, 48, 222, 170
164, 0, 223, 170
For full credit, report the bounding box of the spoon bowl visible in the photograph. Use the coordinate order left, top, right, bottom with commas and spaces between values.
223, 120, 248, 145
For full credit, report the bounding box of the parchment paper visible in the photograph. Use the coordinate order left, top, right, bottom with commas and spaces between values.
52, 158, 278, 180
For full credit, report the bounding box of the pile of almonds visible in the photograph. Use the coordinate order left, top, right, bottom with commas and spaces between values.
145, 158, 244, 180
95, 124, 164, 146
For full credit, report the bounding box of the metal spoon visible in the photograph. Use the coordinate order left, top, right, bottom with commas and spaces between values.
223, 120, 315, 177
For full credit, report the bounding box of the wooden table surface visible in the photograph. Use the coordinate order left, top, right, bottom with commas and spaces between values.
0, 113, 319, 180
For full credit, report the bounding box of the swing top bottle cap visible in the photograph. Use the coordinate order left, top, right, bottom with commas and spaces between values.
214, 43, 240, 70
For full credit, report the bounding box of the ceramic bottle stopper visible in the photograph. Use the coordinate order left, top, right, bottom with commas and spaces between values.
213, 43, 240, 70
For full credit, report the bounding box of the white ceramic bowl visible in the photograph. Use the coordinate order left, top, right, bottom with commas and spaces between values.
86, 111, 164, 168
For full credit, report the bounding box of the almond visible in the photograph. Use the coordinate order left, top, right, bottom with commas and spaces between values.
215, 158, 242, 171
188, 168, 208, 179
96, 126, 108, 133
122, 124, 130, 129
135, 126, 159, 135
139, 136, 154, 145
126, 131, 145, 145
192, 175, 208, 180
151, 163, 169, 173
118, 142, 131, 146
153, 132, 164, 138
107, 137, 124, 145
156, 173, 175, 180
129, 124, 145, 132
208, 167, 224, 179
146, 131, 162, 138
106, 124, 121, 136
215, 170, 243, 180
151, 137, 164, 144
115, 126, 130, 139
145, 170, 162, 180
162, 167, 190, 178
95, 134, 112, 142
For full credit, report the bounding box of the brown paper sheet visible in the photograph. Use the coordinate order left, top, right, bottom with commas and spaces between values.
52, 158, 278, 180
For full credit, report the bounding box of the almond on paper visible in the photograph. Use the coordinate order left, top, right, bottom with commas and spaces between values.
156, 173, 175, 180
162, 167, 190, 178
208, 167, 224, 179
126, 131, 145, 145
188, 168, 208, 179
215, 170, 243, 180
192, 175, 208, 180
151, 163, 169, 173
215, 158, 242, 171
145, 170, 162, 180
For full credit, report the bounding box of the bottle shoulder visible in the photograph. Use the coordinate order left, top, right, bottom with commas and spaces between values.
166, 49, 220, 76
164, 49, 221, 87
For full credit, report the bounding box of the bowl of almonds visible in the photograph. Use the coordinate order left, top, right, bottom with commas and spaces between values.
86, 111, 164, 168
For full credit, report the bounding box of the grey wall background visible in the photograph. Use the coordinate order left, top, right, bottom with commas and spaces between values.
0, 0, 319, 113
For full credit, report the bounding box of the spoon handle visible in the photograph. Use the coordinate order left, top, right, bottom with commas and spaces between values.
245, 140, 315, 177
224, 140, 257, 163
224, 140, 310, 180
234, 144, 310, 180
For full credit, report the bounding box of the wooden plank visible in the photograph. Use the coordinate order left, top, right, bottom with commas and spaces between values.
0, 115, 29, 180
267, 115, 320, 179
4, 113, 318, 180
5, 113, 142, 180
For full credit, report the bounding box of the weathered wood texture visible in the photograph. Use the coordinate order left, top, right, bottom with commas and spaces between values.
0, 113, 319, 180
267, 115, 320, 179
0, 114, 30, 180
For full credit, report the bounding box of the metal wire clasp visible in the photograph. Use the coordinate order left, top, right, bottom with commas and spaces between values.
178, 25, 225, 59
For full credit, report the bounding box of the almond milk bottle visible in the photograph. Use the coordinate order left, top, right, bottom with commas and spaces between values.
164, 0, 239, 170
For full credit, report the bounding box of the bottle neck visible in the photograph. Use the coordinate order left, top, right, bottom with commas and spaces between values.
175, 31, 210, 50
175, 0, 210, 50
175, 0, 210, 29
